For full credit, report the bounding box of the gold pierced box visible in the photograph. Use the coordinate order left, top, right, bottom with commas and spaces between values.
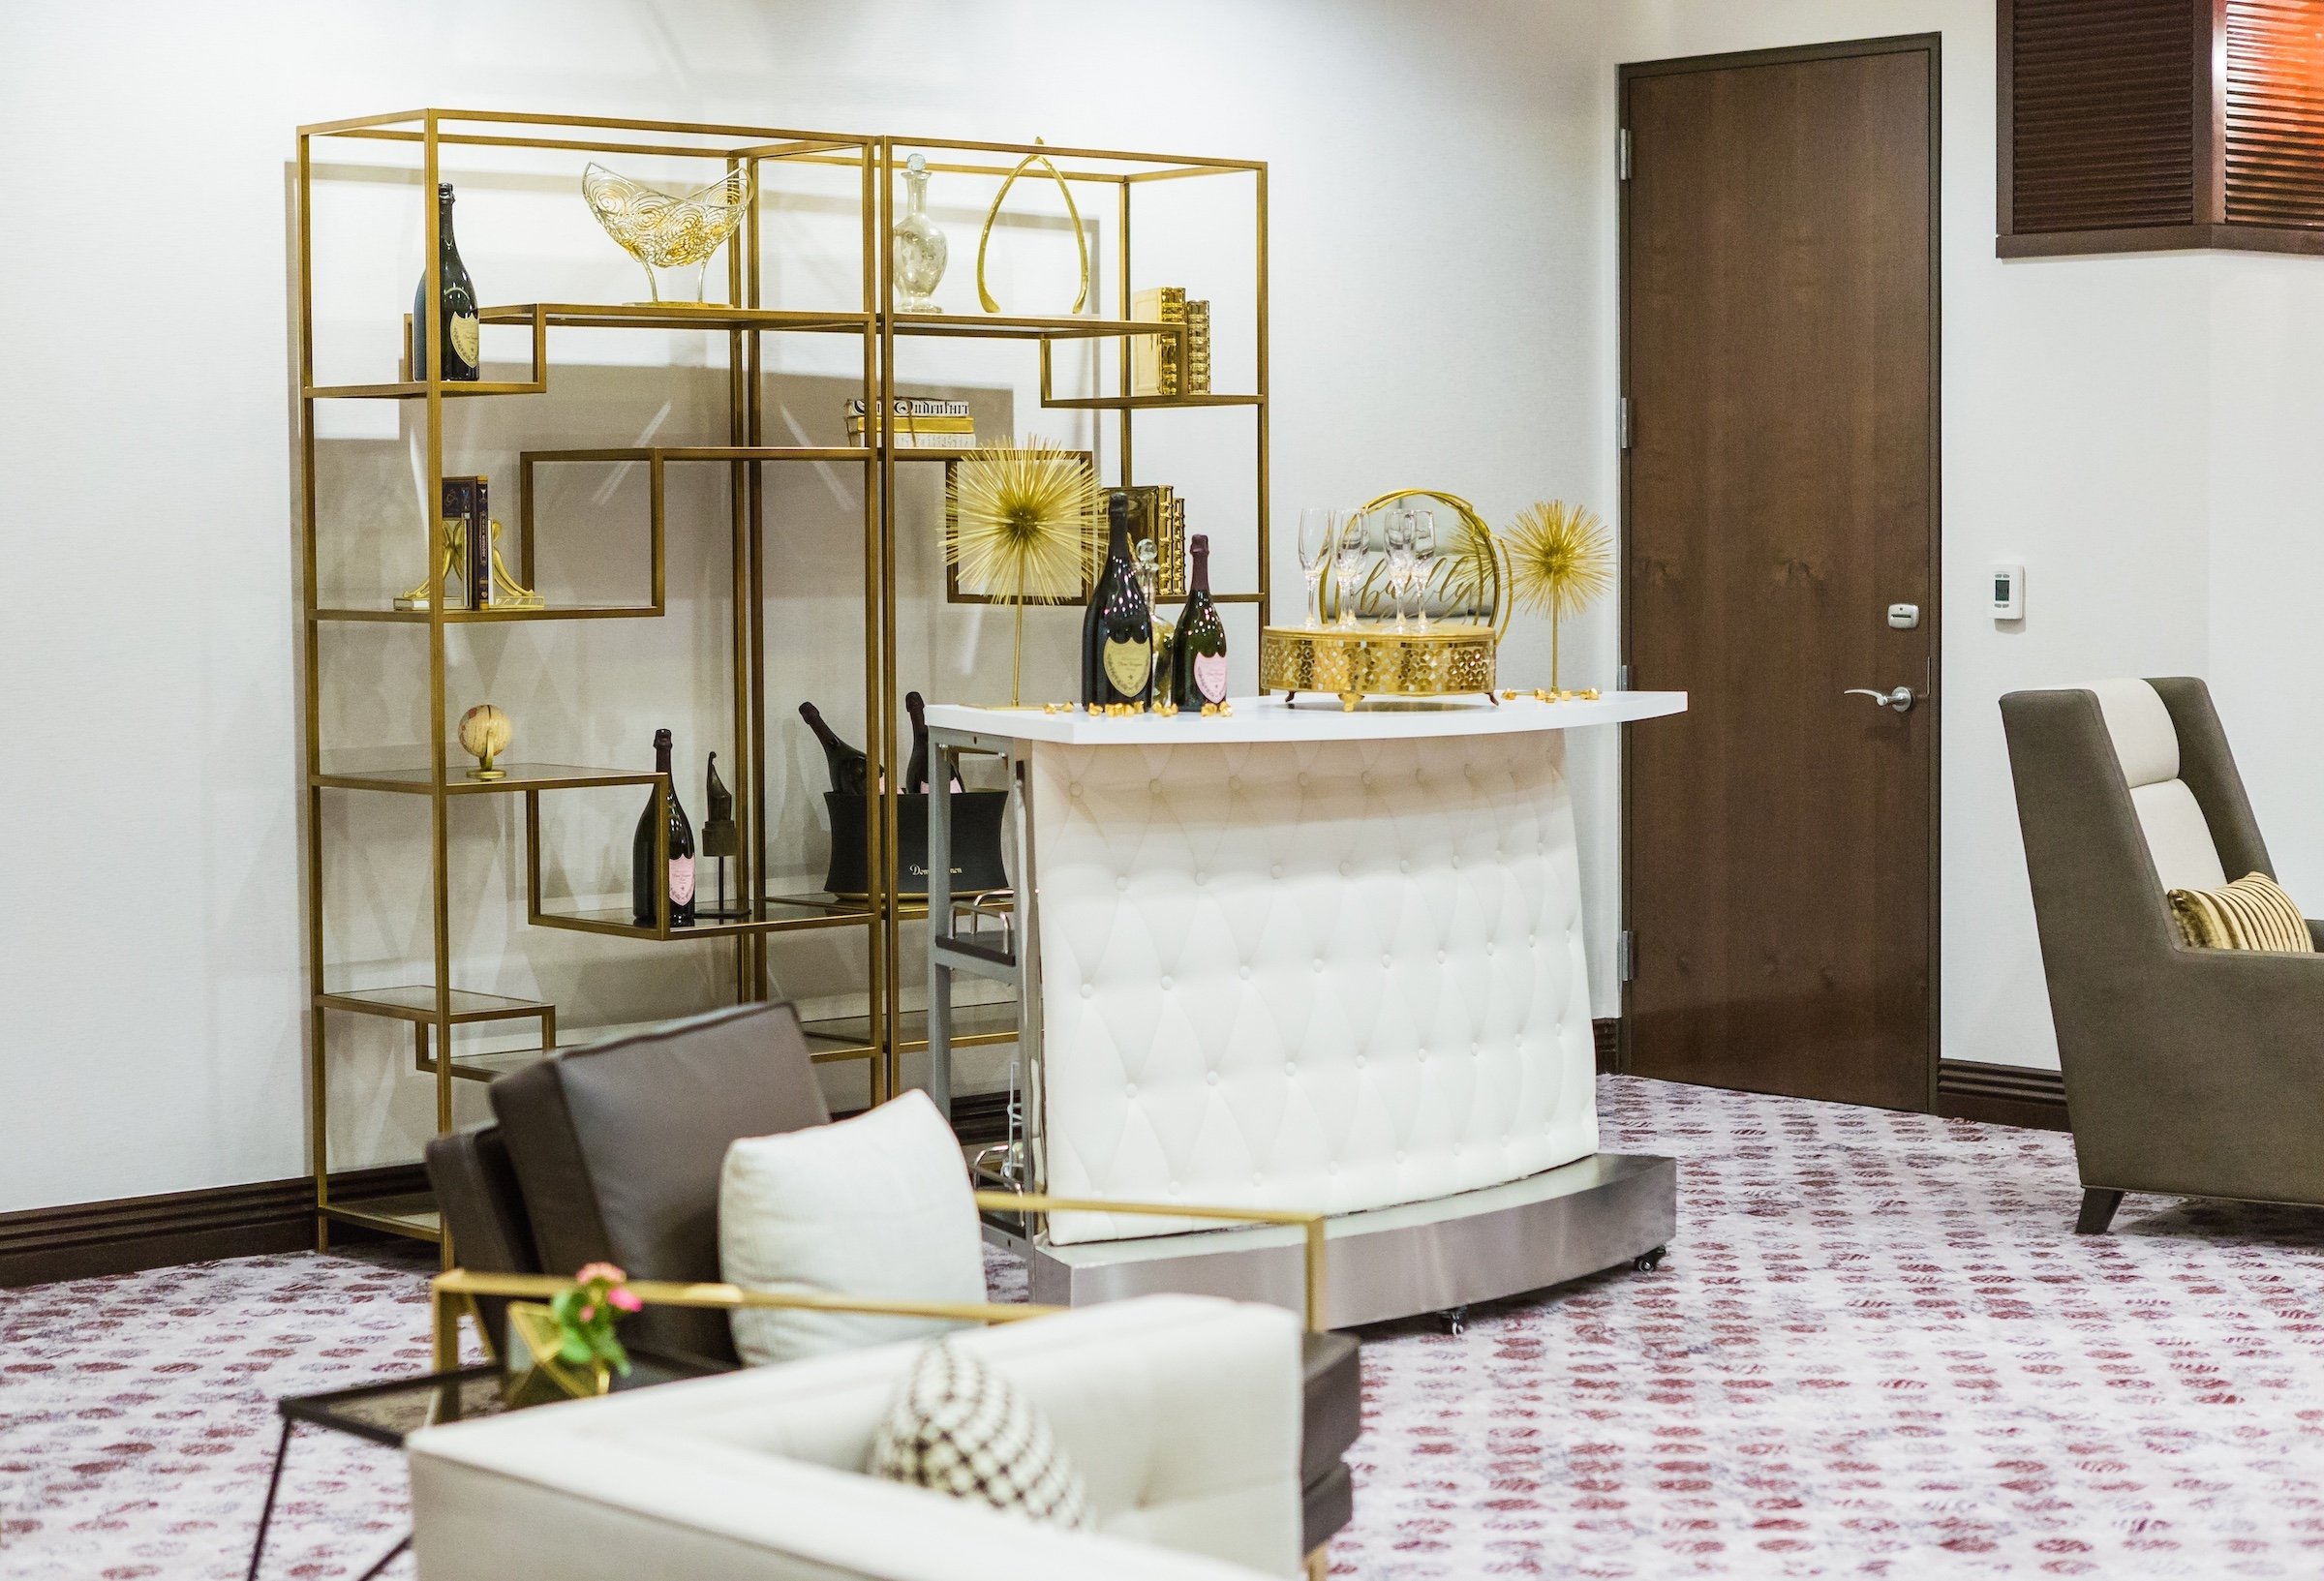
1259, 623, 1499, 710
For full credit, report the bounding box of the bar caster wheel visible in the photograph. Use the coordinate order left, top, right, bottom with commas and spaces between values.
1634, 1246, 1667, 1273
1437, 1305, 1469, 1336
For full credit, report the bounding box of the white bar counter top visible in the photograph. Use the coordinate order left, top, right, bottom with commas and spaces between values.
925, 685, 1686, 1250
925, 689, 1687, 746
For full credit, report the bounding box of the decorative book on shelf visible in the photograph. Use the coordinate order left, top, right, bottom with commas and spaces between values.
1120, 484, 1186, 600
1131, 287, 1211, 397
845, 397, 977, 448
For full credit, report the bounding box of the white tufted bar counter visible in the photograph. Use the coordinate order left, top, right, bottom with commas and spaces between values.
925, 690, 1686, 1326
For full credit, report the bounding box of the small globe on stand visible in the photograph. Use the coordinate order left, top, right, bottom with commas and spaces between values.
459, 704, 512, 781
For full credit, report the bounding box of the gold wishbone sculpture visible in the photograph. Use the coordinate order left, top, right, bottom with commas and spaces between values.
975, 139, 1089, 316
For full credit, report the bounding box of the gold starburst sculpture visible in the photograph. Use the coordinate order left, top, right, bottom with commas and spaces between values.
945, 441, 1102, 705
1502, 500, 1613, 691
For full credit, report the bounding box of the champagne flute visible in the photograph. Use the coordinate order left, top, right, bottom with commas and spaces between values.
1297, 507, 1332, 629
1332, 508, 1367, 629
1408, 509, 1436, 630
1383, 511, 1415, 632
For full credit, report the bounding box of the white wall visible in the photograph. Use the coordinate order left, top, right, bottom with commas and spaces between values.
12, 0, 2306, 1214
2207, 258, 2324, 915
1587, 2, 2224, 1073
0, 0, 1611, 1211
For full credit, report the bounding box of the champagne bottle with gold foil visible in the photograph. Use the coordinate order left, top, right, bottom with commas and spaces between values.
412, 183, 480, 382
1082, 492, 1153, 708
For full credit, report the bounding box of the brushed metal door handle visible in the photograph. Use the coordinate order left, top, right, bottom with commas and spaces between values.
1844, 685, 1915, 714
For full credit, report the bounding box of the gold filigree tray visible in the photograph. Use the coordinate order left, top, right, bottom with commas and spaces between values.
1260, 623, 1501, 710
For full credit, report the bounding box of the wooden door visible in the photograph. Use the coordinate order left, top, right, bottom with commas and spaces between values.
1620, 37, 1940, 1110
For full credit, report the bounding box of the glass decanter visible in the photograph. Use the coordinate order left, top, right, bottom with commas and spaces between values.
892, 153, 948, 313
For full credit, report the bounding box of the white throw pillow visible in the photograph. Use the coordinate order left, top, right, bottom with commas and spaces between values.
719, 1088, 985, 1366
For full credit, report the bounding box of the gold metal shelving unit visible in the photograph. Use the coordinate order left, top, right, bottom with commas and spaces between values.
293, 109, 1268, 1258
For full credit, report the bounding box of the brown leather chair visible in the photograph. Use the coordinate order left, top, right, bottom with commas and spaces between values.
424, 999, 1360, 1552
2002, 677, 2324, 1234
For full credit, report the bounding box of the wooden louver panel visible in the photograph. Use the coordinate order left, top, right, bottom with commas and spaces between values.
2226, 0, 2324, 228
2010, 0, 2196, 232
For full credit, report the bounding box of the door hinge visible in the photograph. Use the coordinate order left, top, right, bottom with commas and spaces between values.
1616, 929, 1636, 983
1617, 397, 1634, 450
1618, 128, 1632, 181
1617, 663, 1633, 691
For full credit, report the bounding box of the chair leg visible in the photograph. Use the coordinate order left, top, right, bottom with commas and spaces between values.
2075, 1187, 2124, 1235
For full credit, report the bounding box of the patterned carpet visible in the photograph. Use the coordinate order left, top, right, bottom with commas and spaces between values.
7, 1076, 2324, 1578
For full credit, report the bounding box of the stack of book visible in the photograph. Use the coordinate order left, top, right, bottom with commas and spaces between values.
844, 397, 977, 448
1130, 287, 1212, 397
1116, 483, 1188, 599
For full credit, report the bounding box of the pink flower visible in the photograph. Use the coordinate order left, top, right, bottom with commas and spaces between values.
577, 1303, 596, 1323
608, 1289, 644, 1314
575, 1262, 627, 1286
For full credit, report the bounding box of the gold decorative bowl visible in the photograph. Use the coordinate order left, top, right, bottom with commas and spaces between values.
1260, 623, 1501, 710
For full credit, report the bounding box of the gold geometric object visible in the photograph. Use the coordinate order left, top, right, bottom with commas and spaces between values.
581, 163, 753, 304
1501, 500, 1612, 691
944, 441, 1103, 706
502, 1301, 609, 1408
1259, 623, 1501, 711
974, 141, 1089, 316
458, 704, 511, 781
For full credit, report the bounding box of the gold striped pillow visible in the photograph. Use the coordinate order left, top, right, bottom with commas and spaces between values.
2166, 871, 2314, 952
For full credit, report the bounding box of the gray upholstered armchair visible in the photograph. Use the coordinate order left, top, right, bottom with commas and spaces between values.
2002, 677, 2324, 1234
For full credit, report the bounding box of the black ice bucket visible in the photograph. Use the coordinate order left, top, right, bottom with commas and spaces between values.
823, 789, 1010, 899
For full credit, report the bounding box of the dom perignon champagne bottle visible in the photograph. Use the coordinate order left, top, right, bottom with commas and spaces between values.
631, 728, 696, 927
800, 701, 870, 798
1170, 533, 1229, 710
1082, 492, 1154, 708
903, 691, 931, 794
412, 182, 480, 383
902, 691, 963, 795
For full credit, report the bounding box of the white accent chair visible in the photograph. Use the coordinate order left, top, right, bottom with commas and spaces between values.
407, 1294, 1305, 1580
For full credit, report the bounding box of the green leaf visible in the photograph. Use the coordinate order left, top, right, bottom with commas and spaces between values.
549, 1289, 580, 1325
558, 1334, 593, 1365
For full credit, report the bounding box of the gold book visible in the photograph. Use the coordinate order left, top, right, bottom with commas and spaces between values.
1119, 483, 1188, 598
1132, 285, 1188, 397
1183, 299, 1212, 395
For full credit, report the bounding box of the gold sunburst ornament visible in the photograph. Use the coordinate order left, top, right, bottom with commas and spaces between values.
945, 441, 1102, 705
1502, 501, 1613, 691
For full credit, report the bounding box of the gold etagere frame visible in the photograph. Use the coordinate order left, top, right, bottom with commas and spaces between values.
294, 109, 1268, 1260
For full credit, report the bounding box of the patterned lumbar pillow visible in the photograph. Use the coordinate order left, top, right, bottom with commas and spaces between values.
2166, 871, 2314, 952
868, 1341, 1091, 1529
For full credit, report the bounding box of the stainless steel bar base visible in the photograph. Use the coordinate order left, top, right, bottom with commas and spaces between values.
984, 1152, 1676, 1328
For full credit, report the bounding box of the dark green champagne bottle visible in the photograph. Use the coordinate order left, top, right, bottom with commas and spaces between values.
1170, 533, 1228, 709
412, 182, 480, 382
799, 701, 869, 797
1082, 493, 1153, 707
630, 729, 696, 927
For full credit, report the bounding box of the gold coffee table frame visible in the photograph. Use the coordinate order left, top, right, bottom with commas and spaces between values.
1266, 488, 1512, 709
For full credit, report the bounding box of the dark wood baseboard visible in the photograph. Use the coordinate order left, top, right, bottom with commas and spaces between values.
1935, 1059, 2068, 1132
0, 1164, 427, 1290
1594, 1018, 1621, 1072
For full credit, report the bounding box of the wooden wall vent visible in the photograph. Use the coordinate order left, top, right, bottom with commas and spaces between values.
2002, 0, 2324, 256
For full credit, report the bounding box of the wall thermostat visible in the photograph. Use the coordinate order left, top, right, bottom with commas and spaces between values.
1991, 562, 2025, 621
